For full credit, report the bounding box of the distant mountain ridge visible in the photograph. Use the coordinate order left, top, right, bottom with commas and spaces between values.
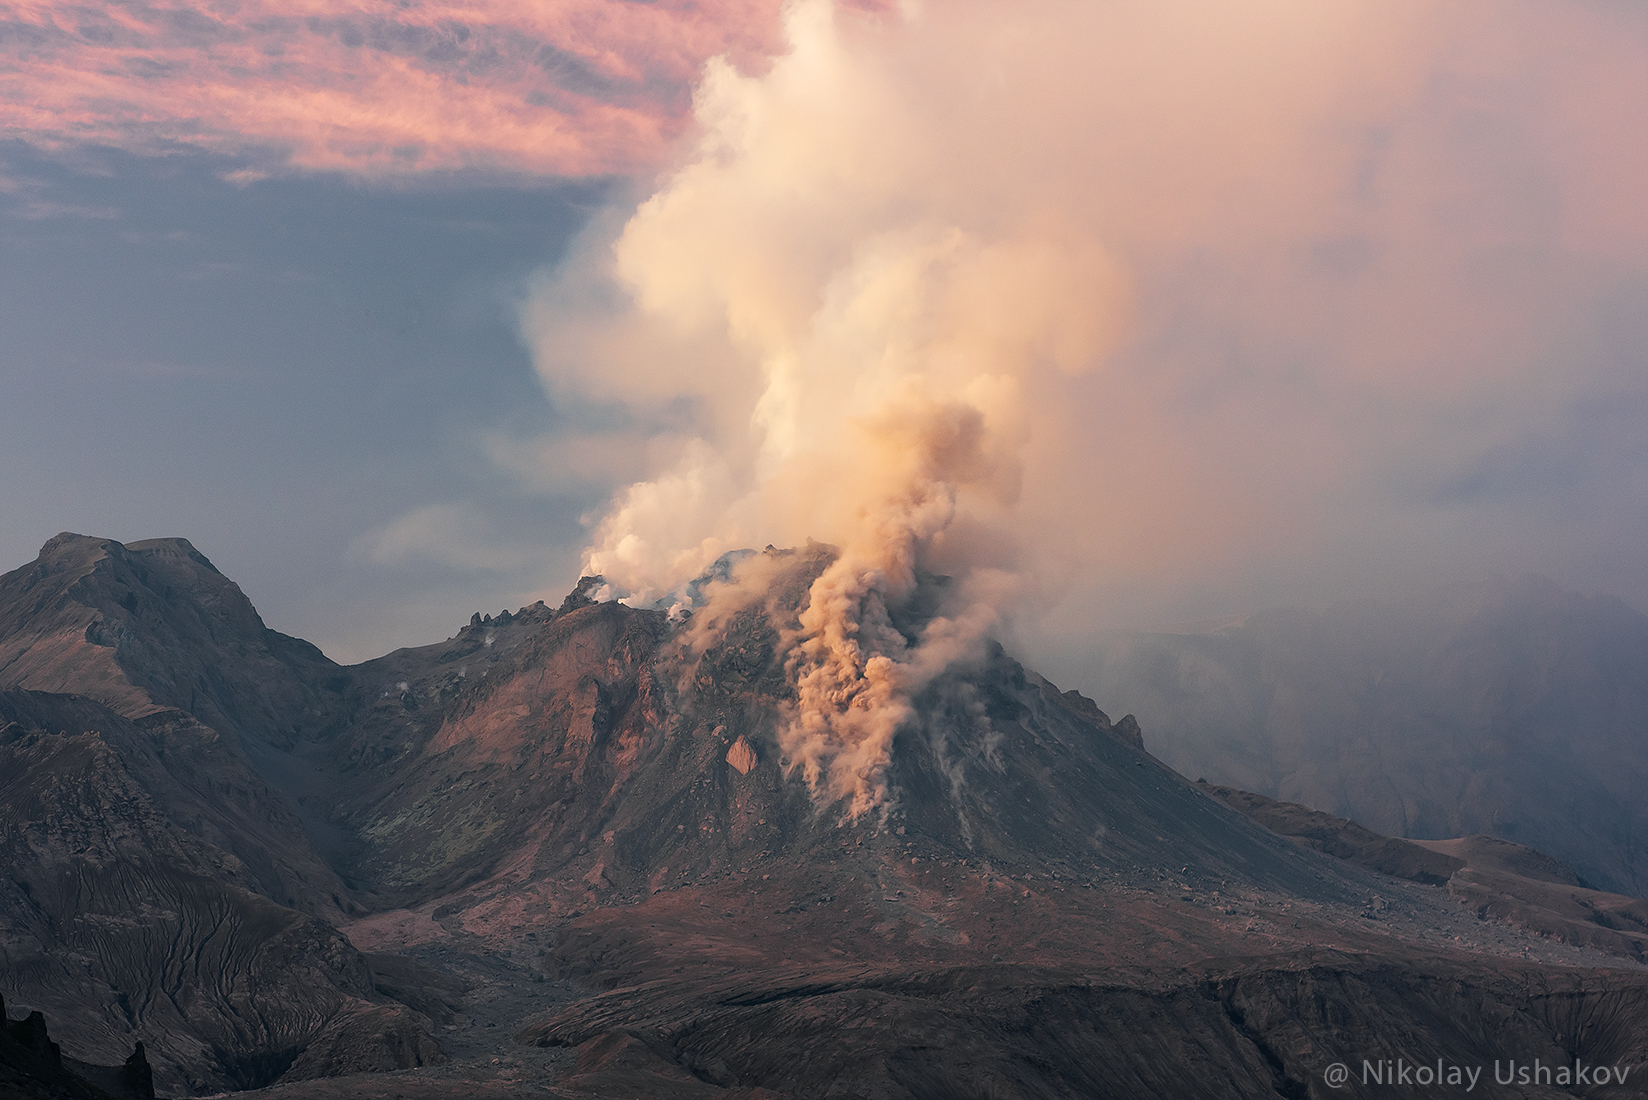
1081, 574, 1648, 895
1199, 782, 1648, 962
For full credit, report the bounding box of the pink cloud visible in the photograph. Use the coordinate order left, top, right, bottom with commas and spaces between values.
0, 0, 803, 177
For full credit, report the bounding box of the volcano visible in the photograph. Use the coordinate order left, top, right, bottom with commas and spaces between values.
4, 534, 1648, 1098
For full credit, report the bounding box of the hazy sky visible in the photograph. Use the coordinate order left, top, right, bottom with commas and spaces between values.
4, 0, 1647, 689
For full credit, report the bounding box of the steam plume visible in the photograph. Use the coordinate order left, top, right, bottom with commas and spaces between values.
526, 1, 1126, 814
523, 0, 1648, 810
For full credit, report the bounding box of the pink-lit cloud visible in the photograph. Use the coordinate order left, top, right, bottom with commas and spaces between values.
0, 0, 802, 177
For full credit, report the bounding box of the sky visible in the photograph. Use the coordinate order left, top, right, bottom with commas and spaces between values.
3, 0, 1647, 691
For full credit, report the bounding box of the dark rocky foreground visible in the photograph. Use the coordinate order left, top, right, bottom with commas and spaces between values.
3, 534, 1648, 1098
2, 990, 155, 1099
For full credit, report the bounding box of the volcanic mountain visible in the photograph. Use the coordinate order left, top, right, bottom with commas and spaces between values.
4, 534, 1648, 1098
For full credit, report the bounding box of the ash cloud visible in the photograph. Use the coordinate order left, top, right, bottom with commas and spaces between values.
521, 0, 1648, 810
526, 1, 1124, 815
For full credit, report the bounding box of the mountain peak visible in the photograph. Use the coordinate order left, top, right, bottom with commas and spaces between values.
39, 530, 116, 553
123, 536, 222, 575
0, 533, 337, 746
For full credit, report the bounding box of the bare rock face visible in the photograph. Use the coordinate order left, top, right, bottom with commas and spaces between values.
292, 546, 1344, 928
521, 959, 1648, 1100
0, 535, 354, 918
292, 546, 1648, 1098
0, 535, 452, 1094
278, 1004, 446, 1082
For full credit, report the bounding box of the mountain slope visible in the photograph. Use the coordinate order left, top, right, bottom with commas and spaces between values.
1201, 782, 1648, 962
320, 547, 1648, 1098
520, 955, 1648, 1100
1079, 575, 1648, 895
0, 533, 347, 747
0, 689, 443, 1094
0, 536, 446, 1093
296, 545, 1356, 930
0, 533, 356, 916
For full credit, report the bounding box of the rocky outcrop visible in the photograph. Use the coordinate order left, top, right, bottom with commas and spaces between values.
63, 1040, 158, 1100
2, 990, 153, 1099
1052, 687, 1144, 749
